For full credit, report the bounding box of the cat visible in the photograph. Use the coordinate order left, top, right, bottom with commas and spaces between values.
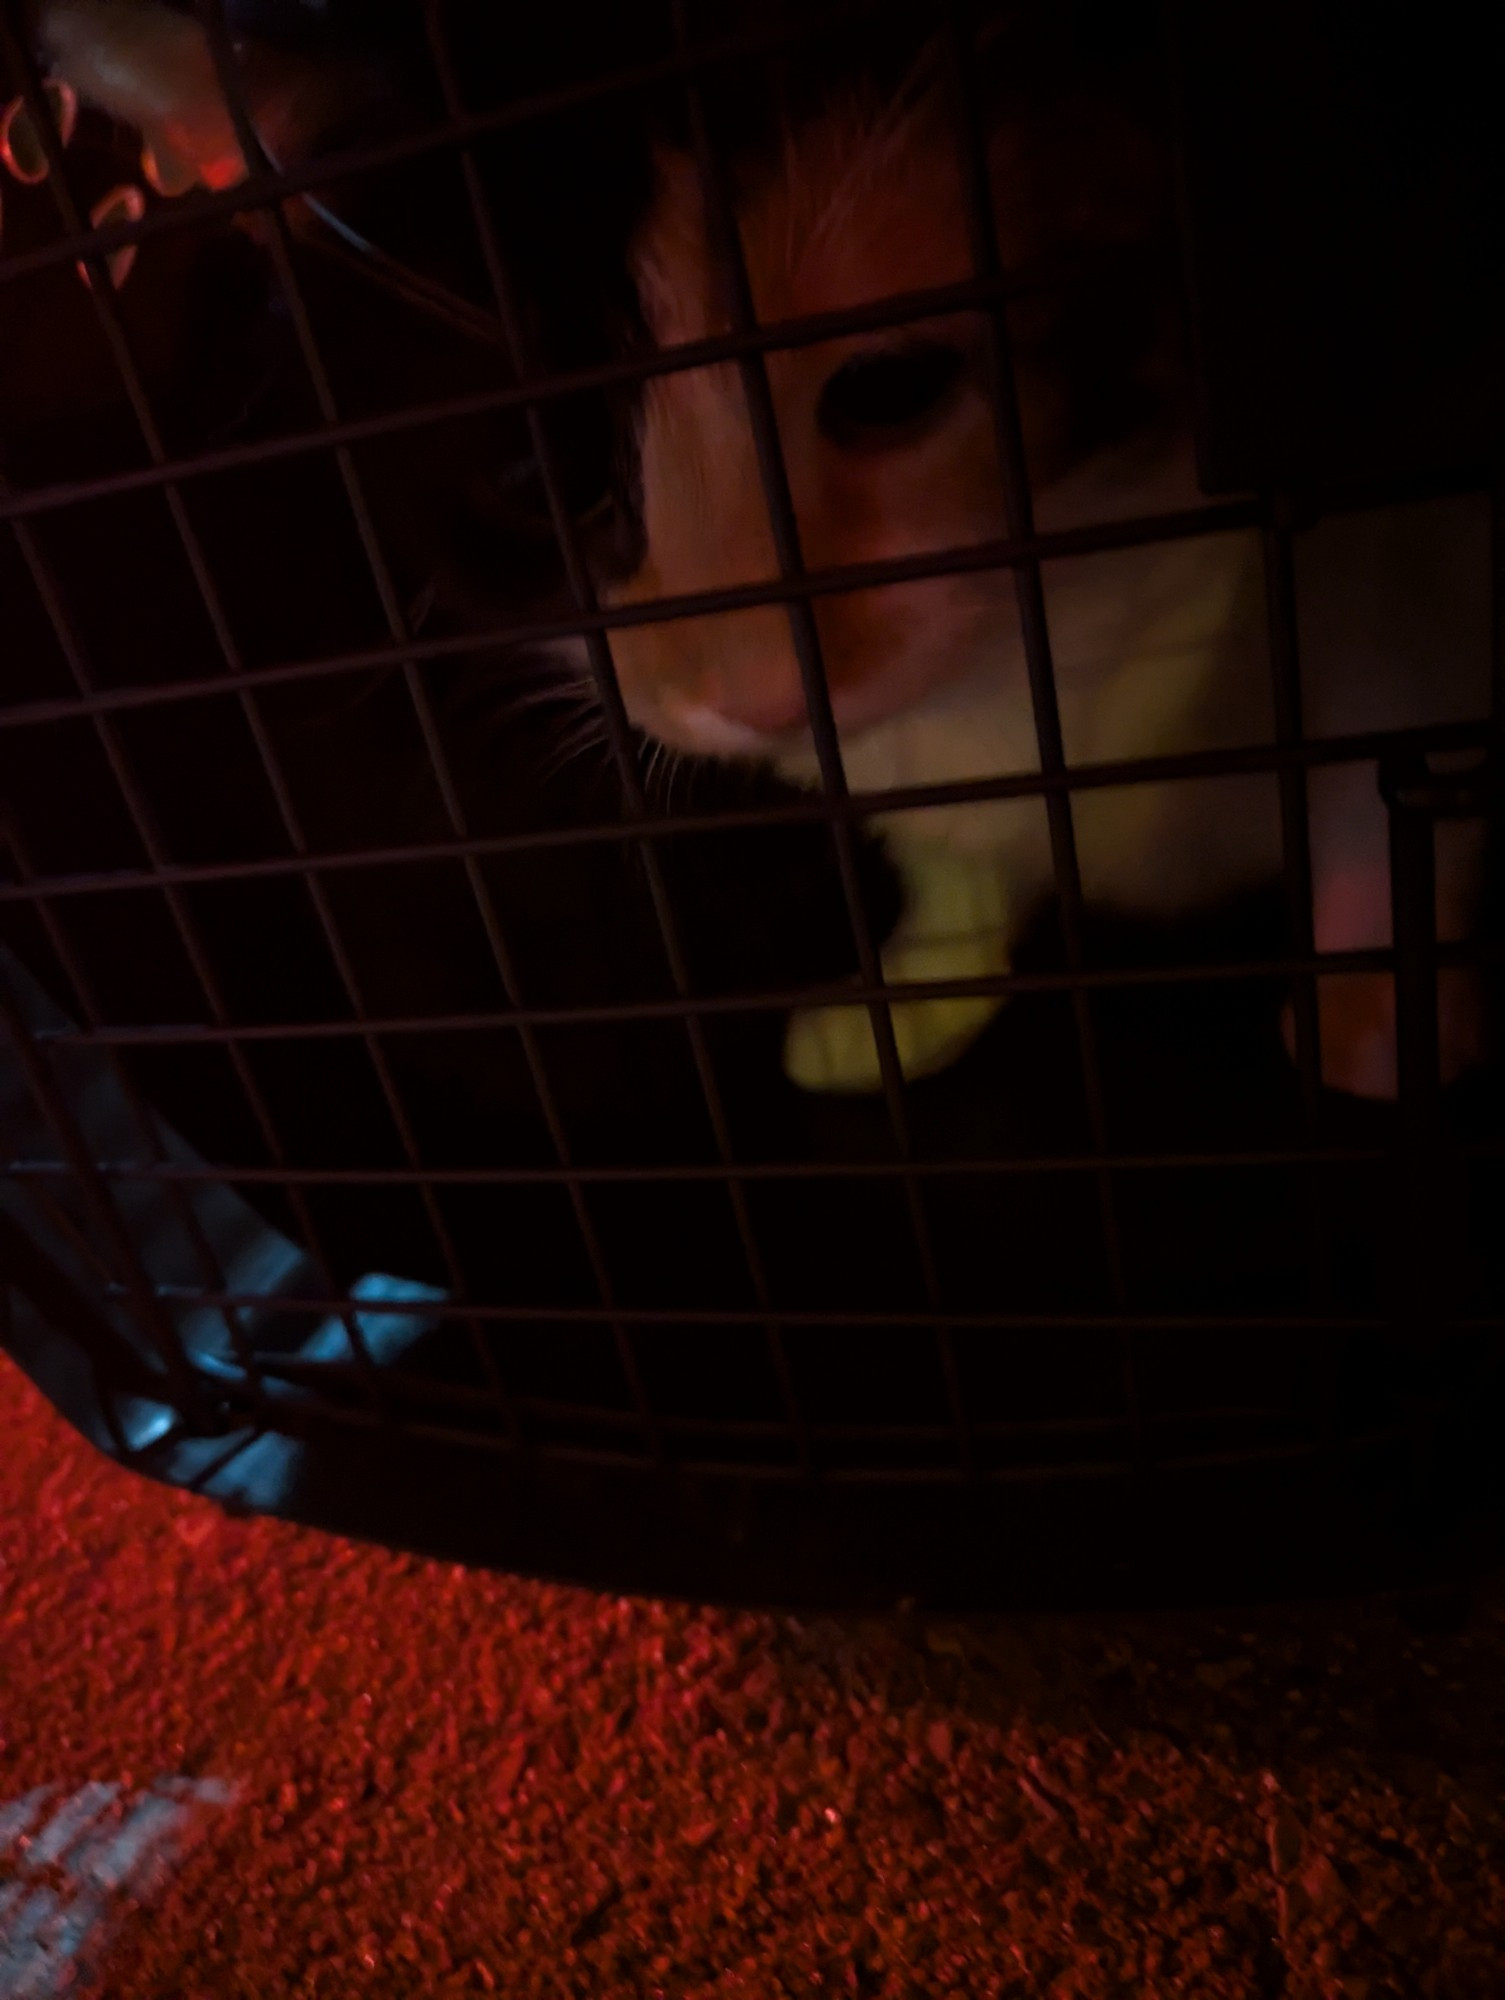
602, 17, 1492, 1098
29, 0, 1493, 1103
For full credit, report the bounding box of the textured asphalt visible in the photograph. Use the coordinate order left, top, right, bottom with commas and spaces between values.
2, 1353, 1504, 1998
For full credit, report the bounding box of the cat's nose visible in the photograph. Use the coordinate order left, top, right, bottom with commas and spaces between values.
699, 614, 814, 739
608, 601, 816, 754
662, 674, 810, 757
706, 673, 811, 739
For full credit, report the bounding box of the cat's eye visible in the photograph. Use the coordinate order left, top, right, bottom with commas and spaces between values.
816, 342, 966, 449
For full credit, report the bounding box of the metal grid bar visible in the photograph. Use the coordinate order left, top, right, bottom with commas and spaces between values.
1163, 0, 1333, 1466
194, 1380, 1316, 1441
668, 0, 976, 1475
1162, 0, 1474, 1448
1382, 754, 1458, 1511
191, 1352, 1360, 1432
414, 0, 817, 1474
936, 1, 1141, 1467
205, 1364, 1332, 1459
0, 505, 344, 1411
17, 936, 1501, 1046
306, 1397, 1115, 1444
0, 722, 1489, 908
0, 8, 392, 1418
0, 972, 203, 1416
175, 1376, 1358, 1488
1494, 477, 1505, 737
205, 1384, 1321, 1441
1, 804, 266, 1405
1260, 509, 1324, 1112
1386, 759, 1446, 1124
189, 0, 637, 1453
421, 0, 812, 1473
0, 322, 1483, 537
0, 270, 1139, 524
3, 492, 1482, 734
0, 1209, 151, 1457
85, 1286, 1505, 1332
1494, 478, 1505, 1053
2, 1140, 1418, 1184
0, 0, 1497, 1527
11, 1157, 157, 1311
1259, 501, 1343, 1450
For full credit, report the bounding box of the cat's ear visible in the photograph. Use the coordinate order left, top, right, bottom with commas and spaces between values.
34, 0, 362, 196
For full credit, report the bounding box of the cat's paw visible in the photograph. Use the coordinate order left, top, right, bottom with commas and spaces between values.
784, 990, 1005, 1094
784, 840, 1011, 1093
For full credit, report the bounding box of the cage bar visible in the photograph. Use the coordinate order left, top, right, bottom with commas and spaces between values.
667, 0, 984, 1473
1, 805, 266, 1404
0, 9, 392, 1412
0, 0, 1498, 1596
412, 0, 816, 1473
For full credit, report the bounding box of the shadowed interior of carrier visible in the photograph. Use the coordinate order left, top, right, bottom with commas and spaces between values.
1, 0, 1503, 1608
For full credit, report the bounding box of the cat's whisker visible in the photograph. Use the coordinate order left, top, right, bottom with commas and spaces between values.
644, 738, 673, 806
664, 745, 692, 818
445, 649, 595, 721
453, 680, 601, 759
472, 666, 597, 712
537, 712, 613, 789
539, 711, 601, 764
494, 683, 599, 722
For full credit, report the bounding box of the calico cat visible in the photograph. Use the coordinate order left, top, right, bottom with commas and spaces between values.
27, 0, 1493, 1104
603, 13, 1492, 1097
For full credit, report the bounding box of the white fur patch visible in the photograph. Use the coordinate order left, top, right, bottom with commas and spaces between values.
668, 703, 777, 759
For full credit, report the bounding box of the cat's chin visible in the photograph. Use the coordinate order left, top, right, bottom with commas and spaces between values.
772, 658, 1023, 796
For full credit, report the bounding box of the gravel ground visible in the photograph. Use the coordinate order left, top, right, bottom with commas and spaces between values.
2, 1352, 1504, 1998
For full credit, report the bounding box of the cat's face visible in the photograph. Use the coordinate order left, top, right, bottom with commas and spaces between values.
605, 80, 1175, 765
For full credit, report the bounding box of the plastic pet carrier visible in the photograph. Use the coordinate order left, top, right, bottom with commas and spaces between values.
1, 0, 1503, 1609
